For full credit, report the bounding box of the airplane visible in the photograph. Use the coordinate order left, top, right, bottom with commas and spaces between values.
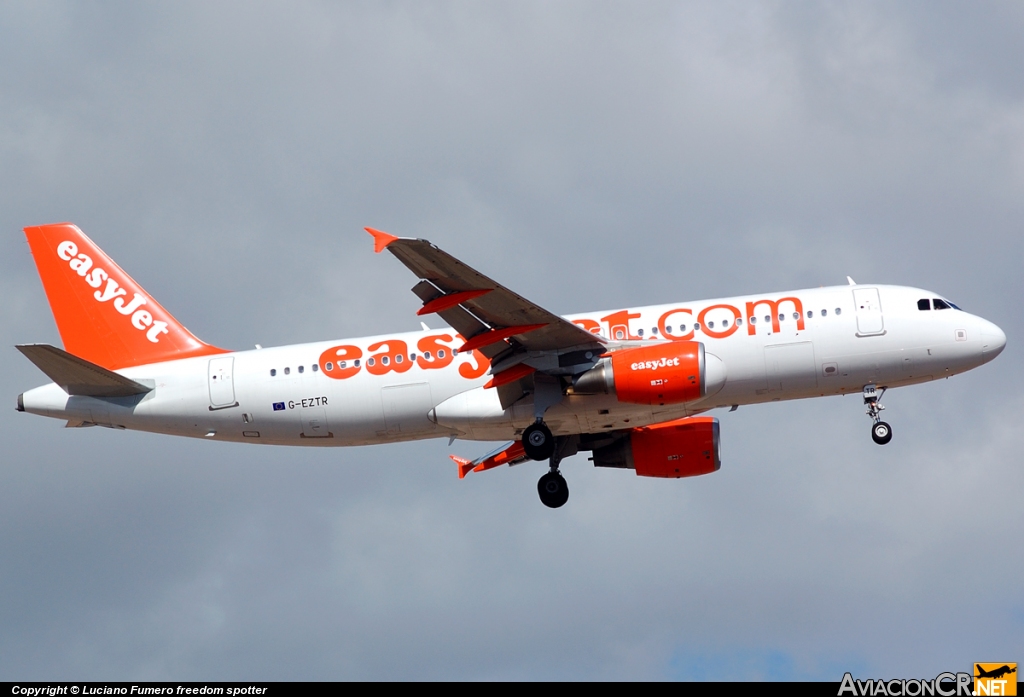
15, 223, 1007, 508
976, 665, 1016, 680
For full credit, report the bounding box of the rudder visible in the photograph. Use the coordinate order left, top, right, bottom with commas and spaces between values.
23, 223, 227, 369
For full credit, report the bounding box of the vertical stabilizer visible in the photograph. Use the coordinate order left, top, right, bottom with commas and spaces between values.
23, 223, 227, 369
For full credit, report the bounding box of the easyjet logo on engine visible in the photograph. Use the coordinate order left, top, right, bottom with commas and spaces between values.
56, 240, 169, 343
630, 357, 681, 371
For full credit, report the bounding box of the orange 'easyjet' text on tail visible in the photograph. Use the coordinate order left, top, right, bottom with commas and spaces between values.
23, 223, 227, 369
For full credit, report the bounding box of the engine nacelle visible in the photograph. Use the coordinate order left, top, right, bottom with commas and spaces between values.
572, 341, 726, 406
591, 416, 721, 478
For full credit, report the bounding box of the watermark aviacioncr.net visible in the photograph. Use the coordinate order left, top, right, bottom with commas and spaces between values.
838, 664, 1017, 697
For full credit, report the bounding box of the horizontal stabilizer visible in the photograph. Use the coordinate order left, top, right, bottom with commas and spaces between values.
16, 344, 152, 397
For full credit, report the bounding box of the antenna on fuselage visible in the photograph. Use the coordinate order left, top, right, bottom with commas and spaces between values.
847, 276, 857, 286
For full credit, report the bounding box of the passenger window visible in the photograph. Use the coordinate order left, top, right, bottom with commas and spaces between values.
764, 315, 770, 323
651, 327, 658, 335
736, 318, 743, 326
298, 365, 304, 374
835, 308, 842, 315
722, 319, 729, 327
338, 361, 345, 369
749, 317, 756, 324
933, 299, 951, 310
270, 369, 276, 377
707, 321, 714, 329
311, 364, 318, 372
381, 356, 389, 365
438, 349, 446, 358
410, 353, 417, 361
793, 312, 799, 320
807, 311, 813, 318
367, 358, 375, 366
284, 367, 290, 375
679, 324, 687, 332
424, 351, 432, 360
638, 329, 644, 337
665, 325, 673, 334
396, 354, 403, 363
821, 309, 827, 316
354, 359, 360, 367
779, 314, 785, 322
917, 299, 931, 311
693, 322, 701, 331
615, 329, 625, 339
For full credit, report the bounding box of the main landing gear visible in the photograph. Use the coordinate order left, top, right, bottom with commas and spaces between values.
522, 420, 555, 461
523, 419, 572, 509
538, 469, 569, 509
863, 384, 893, 445
525, 376, 575, 508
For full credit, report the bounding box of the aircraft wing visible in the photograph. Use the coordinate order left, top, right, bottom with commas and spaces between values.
366, 228, 604, 360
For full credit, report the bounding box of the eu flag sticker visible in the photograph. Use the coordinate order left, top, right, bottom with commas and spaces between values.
273, 402, 285, 411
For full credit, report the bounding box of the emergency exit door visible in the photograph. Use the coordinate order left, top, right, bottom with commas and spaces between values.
853, 287, 885, 336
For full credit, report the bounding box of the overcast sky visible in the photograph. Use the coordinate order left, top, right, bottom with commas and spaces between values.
1, 1, 1021, 681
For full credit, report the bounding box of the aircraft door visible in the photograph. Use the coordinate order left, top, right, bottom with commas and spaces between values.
208, 357, 237, 409
853, 288, 885, 336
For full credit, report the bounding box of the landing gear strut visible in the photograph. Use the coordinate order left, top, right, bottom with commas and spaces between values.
535, 434, 577, 509
526, 376, 574, 508
863, 384, 892, 445
523, 419, 566, 507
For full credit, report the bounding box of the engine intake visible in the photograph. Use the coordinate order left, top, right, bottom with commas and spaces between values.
592, 416, 721, 478
572, 341, 725, 406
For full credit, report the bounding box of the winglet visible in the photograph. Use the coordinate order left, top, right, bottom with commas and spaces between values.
365, 227, 399, 254
450, 454, 474, 479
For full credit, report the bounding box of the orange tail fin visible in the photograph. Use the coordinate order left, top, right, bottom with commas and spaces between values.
23, 223, 227, 370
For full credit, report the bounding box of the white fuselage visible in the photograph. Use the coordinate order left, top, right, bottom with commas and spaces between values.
20, 284, 1006, 445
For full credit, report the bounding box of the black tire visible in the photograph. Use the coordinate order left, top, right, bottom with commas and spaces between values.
538, 471, 569, 508
522, 422, 555, 461
872, 421, 893, 445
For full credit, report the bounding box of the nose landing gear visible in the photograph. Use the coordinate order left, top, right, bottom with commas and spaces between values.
864, 384, 892, 445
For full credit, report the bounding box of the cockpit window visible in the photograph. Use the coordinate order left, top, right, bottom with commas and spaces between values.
933, 299, 951, 310
917, 299, 931, 311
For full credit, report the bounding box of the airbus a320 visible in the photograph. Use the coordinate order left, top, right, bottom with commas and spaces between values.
16, 224, 1006, 507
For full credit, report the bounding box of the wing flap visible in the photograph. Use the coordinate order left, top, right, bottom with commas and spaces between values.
450, 440, 529, 478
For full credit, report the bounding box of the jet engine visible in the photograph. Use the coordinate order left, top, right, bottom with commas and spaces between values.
572, 341, 726, 406
591, 416, 721, 478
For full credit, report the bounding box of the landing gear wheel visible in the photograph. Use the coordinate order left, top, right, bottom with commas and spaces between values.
872, 421, 893, 445
538, 471, 569, 508
522, 422, 555, 461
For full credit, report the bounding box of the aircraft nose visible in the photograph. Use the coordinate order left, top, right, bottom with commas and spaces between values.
980, 319, 1007, 360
